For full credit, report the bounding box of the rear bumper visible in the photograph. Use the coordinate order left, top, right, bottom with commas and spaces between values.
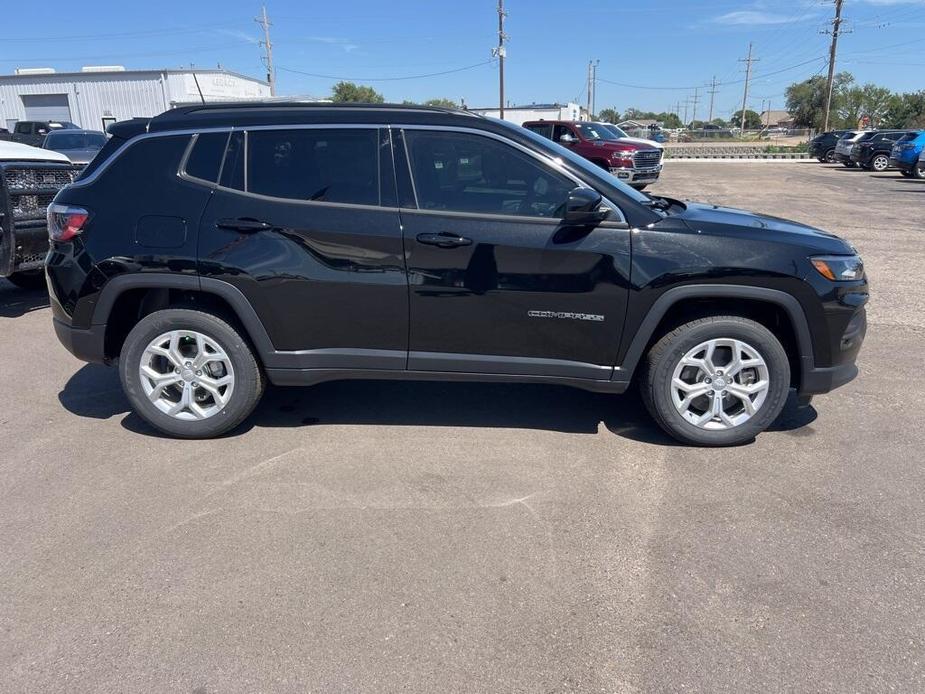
53, 317, 107, 364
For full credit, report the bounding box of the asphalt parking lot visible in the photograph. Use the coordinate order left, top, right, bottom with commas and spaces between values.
2, 162, 923, 693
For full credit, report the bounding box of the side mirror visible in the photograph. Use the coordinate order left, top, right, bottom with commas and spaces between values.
37, 128, 47, 135
558, 133, 577, 145
564, 187, 608, 225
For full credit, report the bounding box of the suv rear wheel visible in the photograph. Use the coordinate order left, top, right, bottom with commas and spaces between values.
119, 308, 265, 438
870, 154, 890, 172
823, 148, 836, 163
640, 316, 790, 446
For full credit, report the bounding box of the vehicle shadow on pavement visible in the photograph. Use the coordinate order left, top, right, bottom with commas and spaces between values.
57, 364, 818, 446
0, 283, 49, 318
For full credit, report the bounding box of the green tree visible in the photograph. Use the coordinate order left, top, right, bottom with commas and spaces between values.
331, 81, 385, 103
659, 112, 683, 129
786, 72, 854, 130
711, 117, 728, 127
597, 108, 621, 124
731, 109, 762, 129
884, 91, 925, 128
423, 98, 459, 108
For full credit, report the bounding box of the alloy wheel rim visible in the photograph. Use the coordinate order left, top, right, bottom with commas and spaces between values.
670, 338, 770, 431
873, 156, 888, 171
139, 330, 235, 421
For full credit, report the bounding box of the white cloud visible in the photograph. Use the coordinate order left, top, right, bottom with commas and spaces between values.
711, 10, 799, 25
308, 36, 359, 53
215, 29, 259, 45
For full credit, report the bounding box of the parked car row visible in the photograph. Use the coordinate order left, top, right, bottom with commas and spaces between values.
0, 120, 107, 166
810, 128, 925, 178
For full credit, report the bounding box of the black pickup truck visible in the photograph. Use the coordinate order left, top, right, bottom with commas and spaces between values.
1, 141, 78, 288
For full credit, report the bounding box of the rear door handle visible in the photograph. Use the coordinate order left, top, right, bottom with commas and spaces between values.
216, 217, 274, 233
416, 232, 473, 248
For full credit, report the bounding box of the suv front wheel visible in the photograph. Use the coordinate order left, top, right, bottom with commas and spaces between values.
641, 316, 791, 446
119, 308, 265, 438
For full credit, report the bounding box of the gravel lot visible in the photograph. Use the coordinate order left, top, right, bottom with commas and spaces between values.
1, 162, 922, 693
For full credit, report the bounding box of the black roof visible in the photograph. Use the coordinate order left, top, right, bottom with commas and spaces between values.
148, 101, 485, 133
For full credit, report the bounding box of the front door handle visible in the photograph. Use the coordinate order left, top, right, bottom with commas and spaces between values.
216, 217, 274, 233
416, 232, 473, 248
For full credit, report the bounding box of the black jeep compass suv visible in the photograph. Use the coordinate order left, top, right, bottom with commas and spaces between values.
46, 103, 868, 446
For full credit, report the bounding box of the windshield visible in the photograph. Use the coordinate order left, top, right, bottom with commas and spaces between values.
601, 123, 629, 139
497, 119, 652, 205
45, 132, 107, 149
575, 122, 621, 142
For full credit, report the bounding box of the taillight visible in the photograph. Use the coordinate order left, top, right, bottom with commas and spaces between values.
47, 203, 90, 242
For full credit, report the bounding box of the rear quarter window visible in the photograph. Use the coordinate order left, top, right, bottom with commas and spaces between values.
82, 135, 191, 189
183, 132, 230, 183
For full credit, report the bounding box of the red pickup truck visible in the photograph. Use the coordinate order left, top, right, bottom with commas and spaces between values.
522, 120, 662, 189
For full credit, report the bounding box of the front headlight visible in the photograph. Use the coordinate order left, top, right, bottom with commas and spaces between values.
811, 255, 864, 281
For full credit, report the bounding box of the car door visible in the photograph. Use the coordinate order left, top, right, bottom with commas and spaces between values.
395, 127, 631, 380
196, 126, 408, 371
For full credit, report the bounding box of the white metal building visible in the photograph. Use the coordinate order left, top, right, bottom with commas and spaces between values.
0, 67, 271, 133
468, 102, 587, 126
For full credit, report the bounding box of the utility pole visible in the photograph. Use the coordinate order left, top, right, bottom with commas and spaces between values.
823, 0, 845, 132
589, 59, 600, 118
682, 98, 690, 128
690, 87, 701, 127
707, 75, 718, 123
255, 5, 276, 96
738, 42, 759, 132
492, 0, 507, 119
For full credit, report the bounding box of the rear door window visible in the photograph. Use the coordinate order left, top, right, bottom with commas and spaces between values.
245, 128, 380, 206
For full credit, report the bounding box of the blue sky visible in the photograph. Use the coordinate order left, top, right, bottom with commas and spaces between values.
2, 0, 923, 118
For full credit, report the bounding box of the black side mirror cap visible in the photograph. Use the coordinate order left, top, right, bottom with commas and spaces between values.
564, 187, 608, 225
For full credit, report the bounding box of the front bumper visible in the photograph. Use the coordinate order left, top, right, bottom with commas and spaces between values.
608, 164, 662, 185
891, 156, 917, 171
798, 305, 866, 395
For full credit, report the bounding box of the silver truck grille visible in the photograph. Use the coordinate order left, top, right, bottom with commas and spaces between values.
11, 193, 56, 221
4, 167, 76, 192
633, 150, 662, 169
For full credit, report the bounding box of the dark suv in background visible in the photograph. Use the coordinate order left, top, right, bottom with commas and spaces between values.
46, 103, 867, 446
850, 130, 910, 171
11, 120, 80, 148
808, 130, 849, 163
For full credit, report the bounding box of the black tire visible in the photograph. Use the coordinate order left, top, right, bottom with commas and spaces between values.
842, 161, 856, 168
914, 164, 925, 180
640, 316, 791, 447
6, 269, 46, 290
119, 308, 265, 438
823, 148, 836, 163
900, 169, 914, 178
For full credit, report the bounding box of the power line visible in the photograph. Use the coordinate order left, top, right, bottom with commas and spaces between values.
595, 55, 822, 92
275, 60, 495, 82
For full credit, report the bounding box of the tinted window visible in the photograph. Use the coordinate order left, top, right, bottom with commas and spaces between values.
45, 132, 107, 149
185, 132, 229, 182
246, 128, 379, 205
404, 130, 572, 218
220, 131, 245, 191
525, 123, 553, 140
576, 123, 619, 141
15, 122, 31, 134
